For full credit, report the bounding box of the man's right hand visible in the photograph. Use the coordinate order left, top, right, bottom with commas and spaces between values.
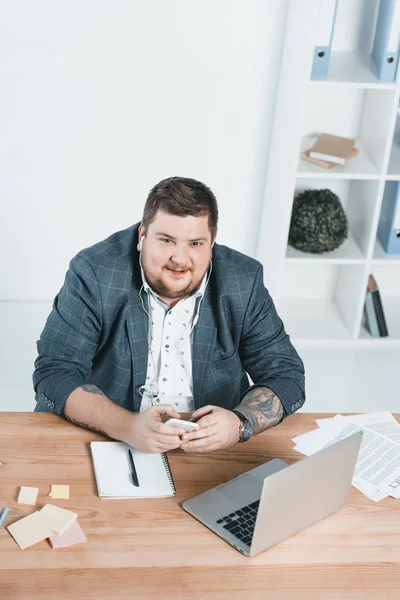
126, 404, 186, 453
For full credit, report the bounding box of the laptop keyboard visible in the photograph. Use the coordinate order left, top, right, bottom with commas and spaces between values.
216, 500, 260, 547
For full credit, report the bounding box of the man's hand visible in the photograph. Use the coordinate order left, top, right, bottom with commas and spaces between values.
180, 405, 240, 453
127, 404, 186, 453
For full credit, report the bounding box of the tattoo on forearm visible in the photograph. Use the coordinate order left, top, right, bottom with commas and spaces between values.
63, 384, 108, 436
63, 414, 108, 437
81, 384, 106, 396
236, 387, 284, 435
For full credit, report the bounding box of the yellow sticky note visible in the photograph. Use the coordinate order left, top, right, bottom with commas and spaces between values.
17, 486, 39, 506
7, 511, 53, 550
39, 504, 77, 536
49, 485, 70, 499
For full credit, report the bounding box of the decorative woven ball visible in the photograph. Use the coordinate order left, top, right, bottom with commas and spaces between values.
288, 188, 348, 254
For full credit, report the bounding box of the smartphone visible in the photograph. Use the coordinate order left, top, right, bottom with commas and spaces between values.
165, 418, 199, 432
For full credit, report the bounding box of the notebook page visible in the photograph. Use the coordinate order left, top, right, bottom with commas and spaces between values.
90, 441, 175, 498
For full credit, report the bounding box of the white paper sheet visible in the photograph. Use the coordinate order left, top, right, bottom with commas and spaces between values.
292, 412, 400, 502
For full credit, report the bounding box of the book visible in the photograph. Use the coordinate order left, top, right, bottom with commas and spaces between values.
90, 441, 176, 498
302, 147, 359, 169
309, 133, 356, 165
364, 292, 380, 338
364, 275, 389, 338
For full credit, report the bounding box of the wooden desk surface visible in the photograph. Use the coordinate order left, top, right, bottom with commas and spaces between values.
0, 412, 399, 600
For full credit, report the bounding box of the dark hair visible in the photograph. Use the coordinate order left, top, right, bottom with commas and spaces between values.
142, 176, 218, 239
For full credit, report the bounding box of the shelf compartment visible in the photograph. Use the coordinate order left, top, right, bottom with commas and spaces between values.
309, 0, 394, 90
280, 297, 351, 340
298, 135, 379, 179
310, 51, 396, 89
299, 87, 395, 177
278, 263, 365, 340
286, 230, 364, 263
287, 178, 378, 260
359, 265, 400, 340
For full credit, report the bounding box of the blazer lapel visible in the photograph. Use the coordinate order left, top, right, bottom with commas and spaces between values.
126, 257, 149, 412
192, 284, 215, 409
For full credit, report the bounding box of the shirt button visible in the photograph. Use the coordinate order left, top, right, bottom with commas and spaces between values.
165, 344, 169, 348
163, 378, 167, 382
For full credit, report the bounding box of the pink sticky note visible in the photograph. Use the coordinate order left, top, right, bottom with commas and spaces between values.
48, 520, 87, 549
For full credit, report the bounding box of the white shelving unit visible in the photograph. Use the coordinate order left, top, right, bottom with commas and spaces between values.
256, 0, 400, 409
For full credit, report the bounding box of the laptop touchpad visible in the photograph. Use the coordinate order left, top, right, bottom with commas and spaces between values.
218, 473, 262, 506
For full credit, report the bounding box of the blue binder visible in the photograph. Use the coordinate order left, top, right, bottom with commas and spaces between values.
371, 0, 400, 82
378, 181, 400, 254
311, 0, 338, 80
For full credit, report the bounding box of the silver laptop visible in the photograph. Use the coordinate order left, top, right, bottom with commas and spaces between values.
182, 431, 363, 557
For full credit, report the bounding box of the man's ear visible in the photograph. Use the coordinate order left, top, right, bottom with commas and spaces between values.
137, 223, 145, 252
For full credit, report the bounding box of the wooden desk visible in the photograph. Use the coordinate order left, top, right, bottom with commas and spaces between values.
0, 413, 399, 600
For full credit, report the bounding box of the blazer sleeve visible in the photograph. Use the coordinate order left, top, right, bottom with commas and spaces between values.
238, 264, 305, 418
32, 254, 103, 415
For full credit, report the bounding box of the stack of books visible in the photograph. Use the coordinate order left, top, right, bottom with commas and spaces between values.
302, 133, 359, 169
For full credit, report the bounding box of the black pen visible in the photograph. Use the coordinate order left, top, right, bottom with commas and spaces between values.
128, 449, 140, 487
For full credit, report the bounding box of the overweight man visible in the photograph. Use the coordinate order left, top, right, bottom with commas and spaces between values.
33, 176, 305, 453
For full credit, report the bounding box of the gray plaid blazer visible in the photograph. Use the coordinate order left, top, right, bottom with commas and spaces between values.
33, 223, 305, 417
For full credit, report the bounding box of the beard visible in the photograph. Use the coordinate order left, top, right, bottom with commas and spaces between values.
148, 277, 195, 299
141, 258, 210, 300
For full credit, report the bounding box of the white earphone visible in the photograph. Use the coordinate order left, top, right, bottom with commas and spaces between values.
139, 236, 144, 250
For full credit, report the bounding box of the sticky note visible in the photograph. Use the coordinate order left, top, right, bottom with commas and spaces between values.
48, 520, 87, 549
49, 485, 70, 499
39, 504, 77, 536
7, 511, 53, 550
17, 486, 39, 505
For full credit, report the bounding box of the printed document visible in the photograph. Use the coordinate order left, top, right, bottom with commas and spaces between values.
293, 412, 400, 502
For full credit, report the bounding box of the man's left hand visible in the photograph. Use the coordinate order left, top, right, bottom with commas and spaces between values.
180, 405, 240, 453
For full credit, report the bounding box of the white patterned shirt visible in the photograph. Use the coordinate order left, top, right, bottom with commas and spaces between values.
139, 270, 208, 413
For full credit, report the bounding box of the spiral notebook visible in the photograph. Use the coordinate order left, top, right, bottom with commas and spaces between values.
90, 441, 176, 498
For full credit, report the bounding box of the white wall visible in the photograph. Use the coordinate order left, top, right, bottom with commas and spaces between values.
0, 0, 289, 409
